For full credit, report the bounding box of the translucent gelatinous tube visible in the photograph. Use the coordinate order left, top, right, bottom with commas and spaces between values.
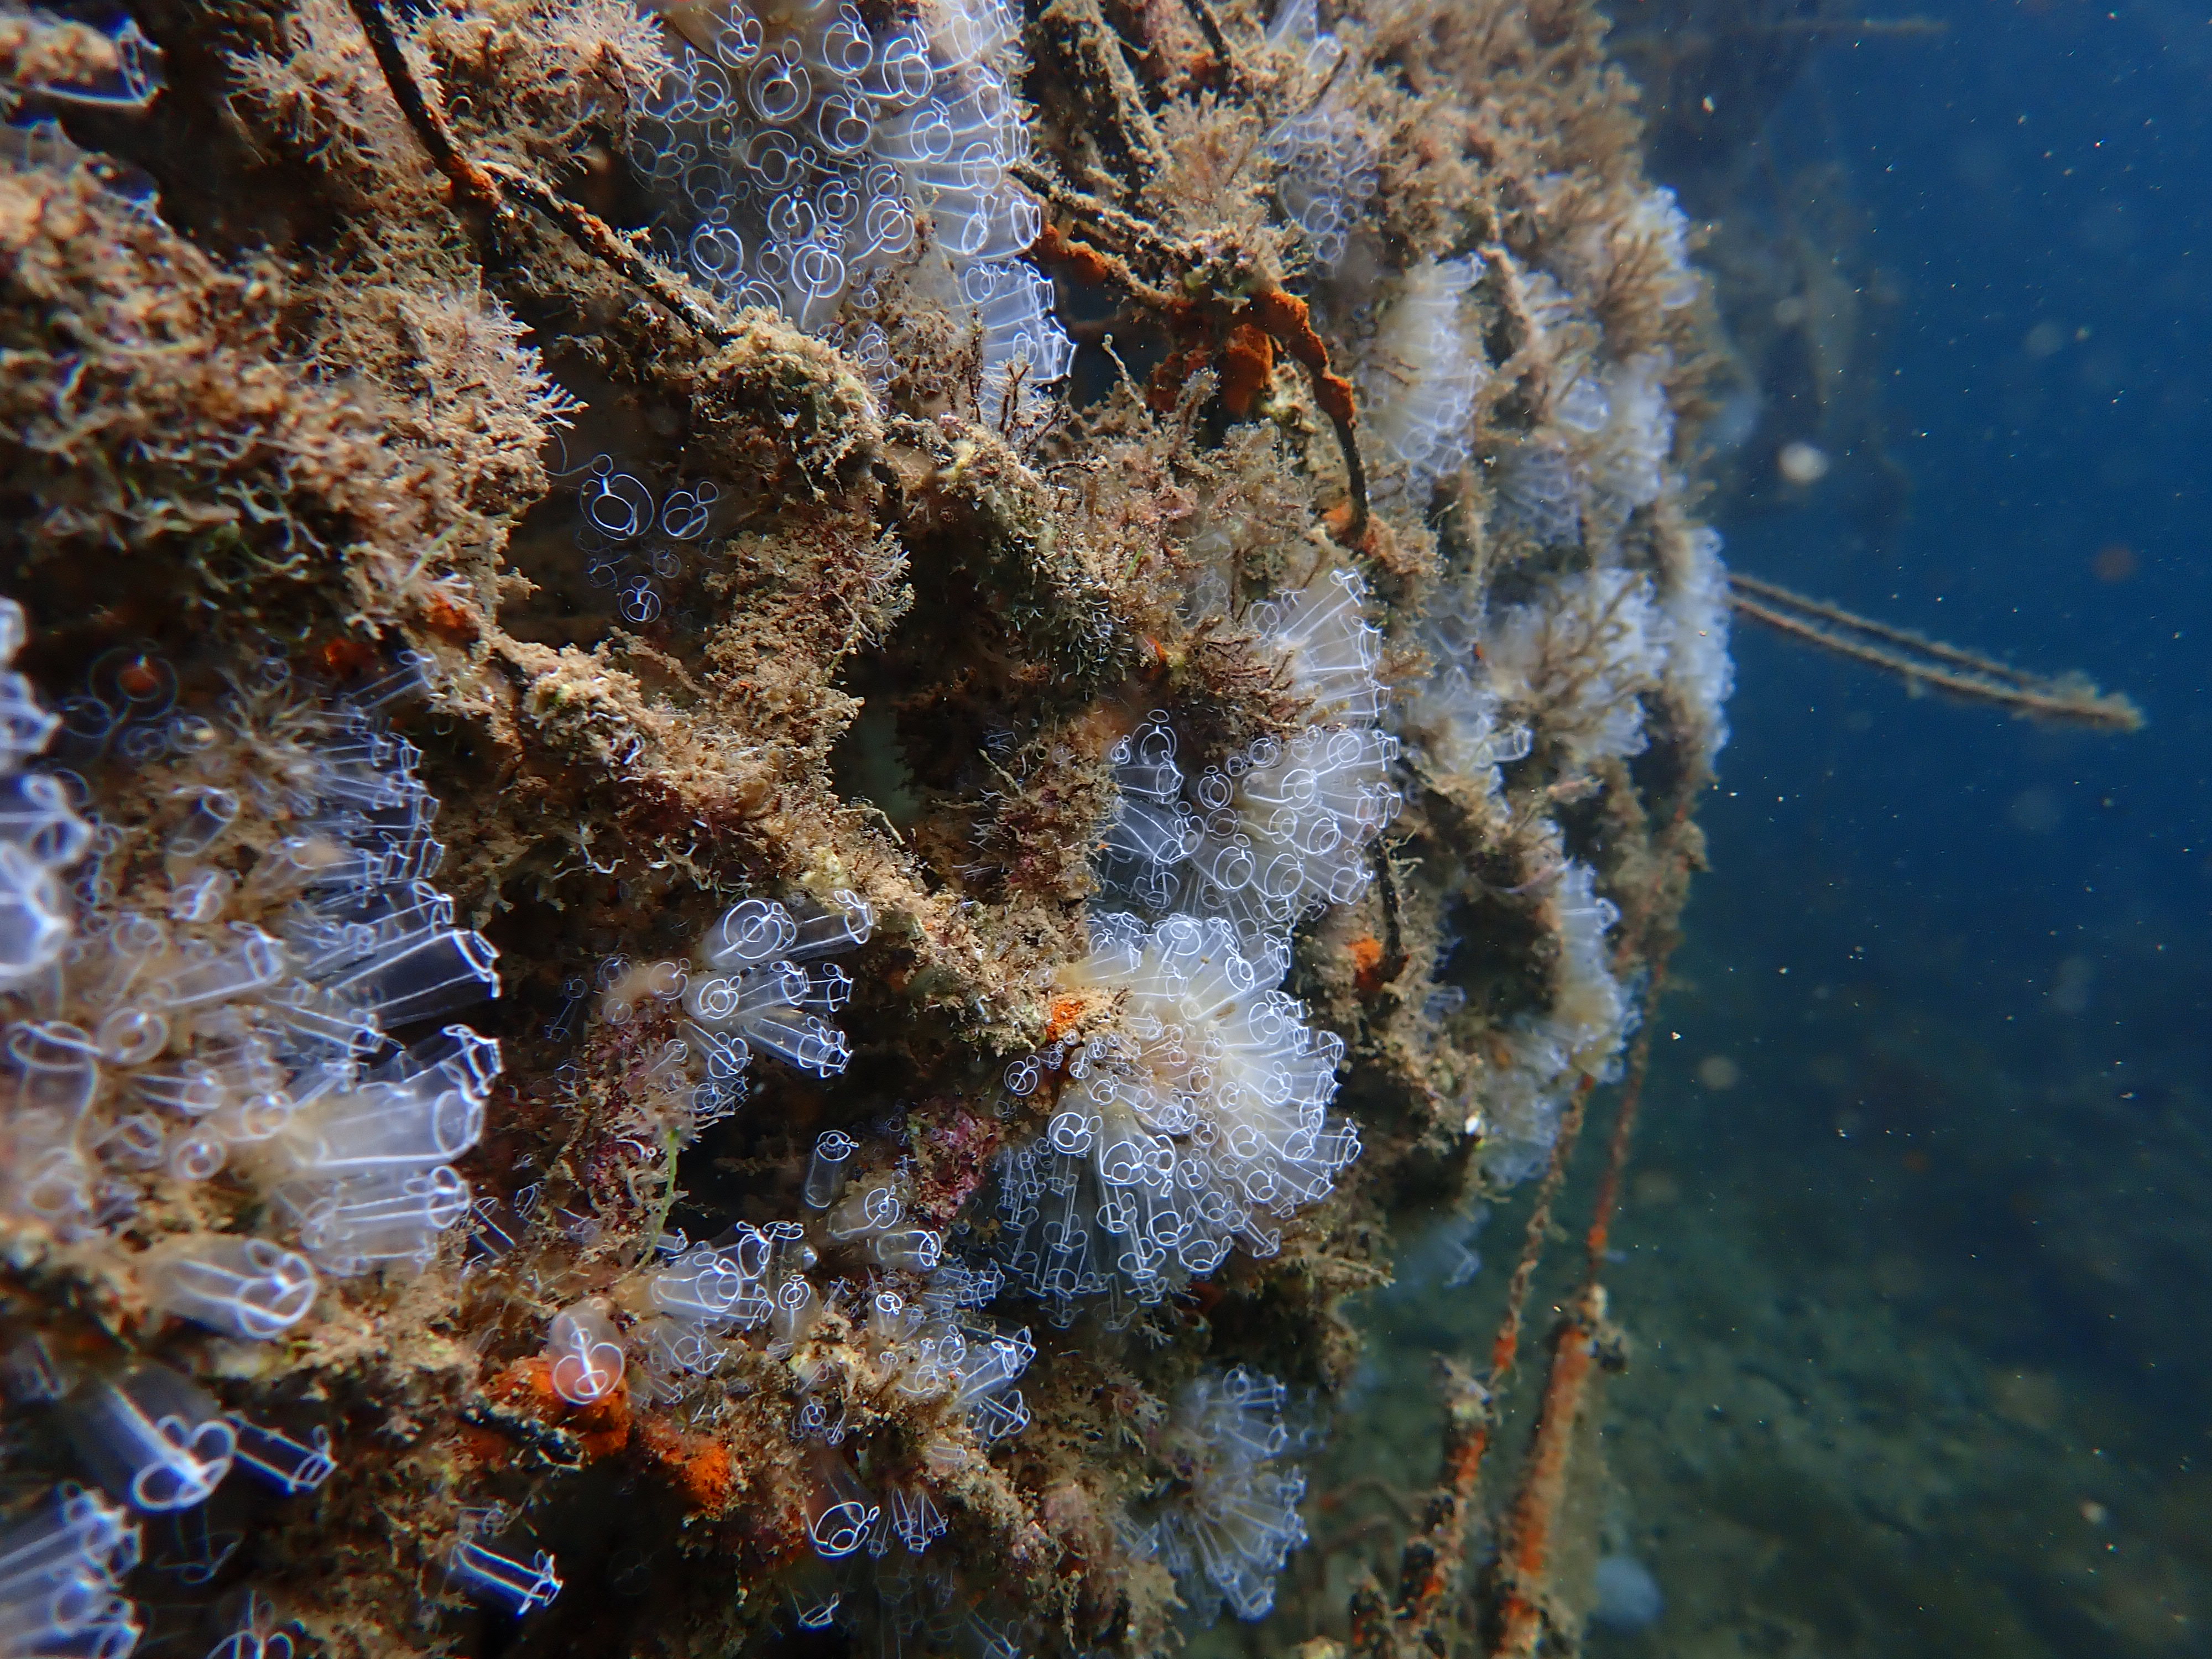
225, 1415, 337, 1495
143, 1237, 318, 1339
802, 1128, 856, 1208
545, 1303, 625, 1405
0, 1483, 143, 1659
276, 1079, 483, 1171
804, 1453, 879, 1560
449, 1536, 563, 1615
66, 1366, 237, 1512
320, 925, 499, 1026
277, 1164, 472, 1276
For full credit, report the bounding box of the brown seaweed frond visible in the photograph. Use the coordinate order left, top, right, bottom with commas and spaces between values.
1728, 571, 2145, 732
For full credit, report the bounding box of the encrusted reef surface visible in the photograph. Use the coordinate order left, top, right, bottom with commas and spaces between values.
0, 0, 1728, 1652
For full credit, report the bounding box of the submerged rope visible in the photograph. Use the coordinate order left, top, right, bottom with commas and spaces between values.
1727, 571, 2144, 732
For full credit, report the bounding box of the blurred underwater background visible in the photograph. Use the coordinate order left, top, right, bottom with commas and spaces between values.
1284, 0, 2212, 1653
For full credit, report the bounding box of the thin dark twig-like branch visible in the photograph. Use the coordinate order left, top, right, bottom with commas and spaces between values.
1726, 573, 2143, 731
346, 0, 732, 342
1175, 0, 1249, 91
342, 0, 500, 217
1731, 571, 2053, 685
478, 162, 733, 343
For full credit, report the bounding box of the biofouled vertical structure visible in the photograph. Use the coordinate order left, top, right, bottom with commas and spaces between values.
0, 0, 1732, 1648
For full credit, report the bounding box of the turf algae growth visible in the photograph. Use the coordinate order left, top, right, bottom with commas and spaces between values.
0, 0, 1730, 1651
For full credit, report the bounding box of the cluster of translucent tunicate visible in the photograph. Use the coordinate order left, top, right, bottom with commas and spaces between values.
1584, 353, 1674, 521
1399, 583, 1533, 793
1631, 188, 1702, 310
0, 599, 90, 990
0, 1480, 144, 1658
784, 1259, 1031, 1566
1125, 1367, 1308, 1624
1464, 860, 1632, 1180
1660, 525, 1734, 758
623, 1196, 1027, 1442
1489, 264, 1683, 554
627, 1220, 783, 1392
140, 1236, 318, 1340
1260, 0, 1376, 273
629, 0, 1072, 413
795, 1557, 1031, 1659
0, 640, 499, 1291
1361, 258, 1488, 502
568, 451, 723, 628
1478, 567, 1673, 769
0, 1334, 340, 1656
1562, 184, 1701, 316
985, 913, 1358, 1327
681, 890, 872, 1083
1463, 218, 1729, 767
604, 1207, 1030, 1560
1099, 571, 1401, 951
546, 953, 737, 1146
1489, 439, 1583, 547
811, 1139, 947, 1272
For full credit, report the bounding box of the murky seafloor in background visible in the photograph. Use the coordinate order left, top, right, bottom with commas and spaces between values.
1224, 0, 2212, 1650
1285, 916, 2210, 1659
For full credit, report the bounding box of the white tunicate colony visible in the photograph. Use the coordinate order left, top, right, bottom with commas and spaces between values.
0, 1483, 144, 1659
1586, 352, 1675, 523
570, 451, 725, 629
1401, 581, 1534, 794
613, 1218, 1031, 1563
1260, 0, 1376, 274
1485, 220, 1697, 558
1661, 524, 1735, 757
0, 599, 92, 990
1360, 258, 1489, 501
1479, 567, 1674, 770
630, 0, 1072, 414
0, 609, 504, 1658
1, 651, 504, 1282
1368, 196, 1721, 1186
987, 913, 1358, 1327
1490, 439, 1584, 547
682, 889, 873, 1084
0, 623, 503, 1382
1125, 1366, 1308, 1624
979, 571, 1396, 1334
1463, 860, 1633, 1180
1099, 570, 1402, 953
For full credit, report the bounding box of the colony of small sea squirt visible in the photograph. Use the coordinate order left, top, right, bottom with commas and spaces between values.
628, 0, 1073, 413
0, 611, 526, 1650
0, 0, 1733, 1646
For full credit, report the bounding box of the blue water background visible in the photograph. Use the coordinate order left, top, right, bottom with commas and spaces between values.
1708, 0, 2208, 1077
1627, 0, 2212, 1644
